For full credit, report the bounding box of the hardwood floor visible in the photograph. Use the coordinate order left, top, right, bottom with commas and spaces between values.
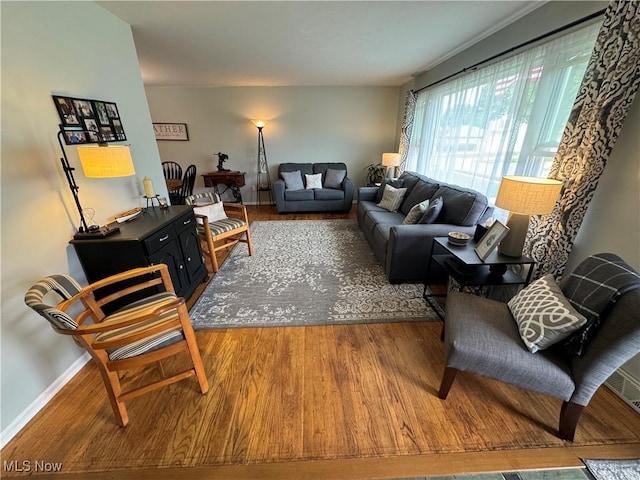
3, 206, 639, 479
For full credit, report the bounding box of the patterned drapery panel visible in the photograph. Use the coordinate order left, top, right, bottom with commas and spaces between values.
397, 89, 417, 175
526, 0, 640, 279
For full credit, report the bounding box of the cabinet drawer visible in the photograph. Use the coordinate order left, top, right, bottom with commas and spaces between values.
144, 224, 177, 254
175, 211, 197, 234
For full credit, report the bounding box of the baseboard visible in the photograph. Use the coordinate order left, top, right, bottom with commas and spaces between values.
0, 352, 90, 449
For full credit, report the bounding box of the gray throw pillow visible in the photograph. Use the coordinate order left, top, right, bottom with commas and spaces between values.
508, 274, 587, 353
418, 196, 443, 224
324, 168, 346, 189
281, 170, 304, 190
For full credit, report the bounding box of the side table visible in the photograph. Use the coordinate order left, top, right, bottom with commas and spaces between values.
424, 237, 535, 320
202, 171, 246, 203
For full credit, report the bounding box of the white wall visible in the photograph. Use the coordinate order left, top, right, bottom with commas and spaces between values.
1, 2, 164, 435
144, 86, 401, 201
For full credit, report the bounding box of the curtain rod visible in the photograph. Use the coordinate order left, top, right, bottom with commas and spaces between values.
415, 8, 606, 93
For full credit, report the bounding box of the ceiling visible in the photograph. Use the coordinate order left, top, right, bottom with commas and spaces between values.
97, 1, 545, 88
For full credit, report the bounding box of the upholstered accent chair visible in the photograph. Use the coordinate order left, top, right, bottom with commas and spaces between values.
438, 254, 640, 441
25, 264, 209, 427
185, 192, 253, 273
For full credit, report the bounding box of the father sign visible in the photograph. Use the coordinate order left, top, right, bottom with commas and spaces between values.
153, 123, 189, 141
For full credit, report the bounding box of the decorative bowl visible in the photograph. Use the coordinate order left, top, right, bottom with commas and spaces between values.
448, 231, 470, 246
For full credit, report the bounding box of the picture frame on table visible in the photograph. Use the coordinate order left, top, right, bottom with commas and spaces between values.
474, 220, 510, 261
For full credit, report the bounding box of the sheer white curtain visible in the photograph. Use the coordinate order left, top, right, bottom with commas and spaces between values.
406, 22, 600, 204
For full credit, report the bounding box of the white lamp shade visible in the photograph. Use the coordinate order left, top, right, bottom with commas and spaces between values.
495, 176, 563, 215
251, 120, 266, 129
381, 153, 401, 167
77, 145, 135, 178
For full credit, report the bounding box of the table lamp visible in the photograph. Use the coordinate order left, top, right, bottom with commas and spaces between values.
495, 176, 563, 257
58, 127, 135, 239
381, 153, 401, 179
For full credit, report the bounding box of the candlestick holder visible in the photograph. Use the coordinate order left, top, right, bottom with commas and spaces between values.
143, 195, 160, 210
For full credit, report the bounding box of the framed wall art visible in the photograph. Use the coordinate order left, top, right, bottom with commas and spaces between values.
52, 95, 127, 145
474, 220, 510, 261
153, 123, 189, 141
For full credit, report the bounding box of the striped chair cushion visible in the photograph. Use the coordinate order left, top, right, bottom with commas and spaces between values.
95, 292, 184, 361
25, 275, 83, 329
198, 217, 246, 236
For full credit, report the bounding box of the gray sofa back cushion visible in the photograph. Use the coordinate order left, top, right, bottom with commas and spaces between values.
279, 163, 313, 177
400, 178, 440, 215
313, 162, 348, 182
433, 184, 489, 226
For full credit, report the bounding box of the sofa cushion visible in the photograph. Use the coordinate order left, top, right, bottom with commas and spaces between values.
324, 168, 346, 189
284, 189, 314, 201
281, 170, 304, 190
397, 171, 424, 197
362, 208, 403, 235
377, 185, 407, 212
305, 173, 323, 189
375, 178, 405, 203
419, 196, 444, 224
315, 188, 344, 201
400, 178, 440, 215
432, 185, 488, 226
313, 162, 348, 181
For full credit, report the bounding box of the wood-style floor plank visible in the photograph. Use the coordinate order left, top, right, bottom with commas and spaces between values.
3, 206, 640, 479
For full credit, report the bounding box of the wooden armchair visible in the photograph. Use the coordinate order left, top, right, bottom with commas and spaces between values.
24, 264, 209, 427
186, 192, 253, 273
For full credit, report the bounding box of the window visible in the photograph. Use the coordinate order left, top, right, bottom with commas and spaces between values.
406, 22, 600, 205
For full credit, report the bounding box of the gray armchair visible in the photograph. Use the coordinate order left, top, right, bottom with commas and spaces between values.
438, 254, 640, 441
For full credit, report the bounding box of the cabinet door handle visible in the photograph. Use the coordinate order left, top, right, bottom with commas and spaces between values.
159, 234, 169, 242
183, 219, 192, 225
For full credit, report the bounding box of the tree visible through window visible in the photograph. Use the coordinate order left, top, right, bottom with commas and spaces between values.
406, 22, 600, 205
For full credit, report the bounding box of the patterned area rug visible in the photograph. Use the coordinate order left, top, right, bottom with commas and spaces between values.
583, 458, 640, 480
190, 219, 435, 329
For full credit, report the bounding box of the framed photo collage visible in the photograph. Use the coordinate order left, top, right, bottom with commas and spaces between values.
53, 95, 127, 145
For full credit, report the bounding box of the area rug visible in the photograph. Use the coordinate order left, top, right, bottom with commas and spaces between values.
190, 219, 435, 329
583, 458, 640, 480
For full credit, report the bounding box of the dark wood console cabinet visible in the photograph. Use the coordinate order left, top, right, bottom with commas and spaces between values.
70, 206, 208, 305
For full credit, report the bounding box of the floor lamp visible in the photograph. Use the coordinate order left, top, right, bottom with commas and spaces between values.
58, 127, 135, 239
252, 120, 273, 205
495, 175, 563, 257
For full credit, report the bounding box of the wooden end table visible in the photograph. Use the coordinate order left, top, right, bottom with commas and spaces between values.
202, 171, 246, 203
424, 236, 535, 320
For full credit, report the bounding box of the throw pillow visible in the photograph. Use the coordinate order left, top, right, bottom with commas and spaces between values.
281, 170, 304, 190
418, 196, 443, 224
305, 173, 323, 189
377, 184, 407, 212
193, 201, 227, 224
375, 178, 404, 203
508, 274, 587, 353
324, 168, 346, 189
403, 199, 430, 224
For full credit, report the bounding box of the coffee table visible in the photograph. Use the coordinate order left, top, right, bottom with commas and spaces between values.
423, 236, 535, 320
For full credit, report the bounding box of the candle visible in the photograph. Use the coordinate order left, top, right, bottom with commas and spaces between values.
143, 176, 155, 198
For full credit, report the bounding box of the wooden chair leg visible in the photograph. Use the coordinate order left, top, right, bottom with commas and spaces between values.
559, 401, 584, 441
438, 367, 458, 399
98, 367, 129, 427
245, 228, 254, 256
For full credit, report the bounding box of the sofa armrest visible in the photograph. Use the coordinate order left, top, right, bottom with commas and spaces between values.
386, 223, 477, 282
273, 179, 286, 212
343, 177, 355, 207
358, 186, 378, 203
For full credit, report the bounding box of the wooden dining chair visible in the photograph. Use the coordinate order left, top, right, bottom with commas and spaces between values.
185, 192, 253, 273
162, 161, 182, 180
24, 264, 209, 427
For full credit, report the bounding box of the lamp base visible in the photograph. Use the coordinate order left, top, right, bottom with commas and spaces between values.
73, 225, 120, 240
498, 213, 529, 257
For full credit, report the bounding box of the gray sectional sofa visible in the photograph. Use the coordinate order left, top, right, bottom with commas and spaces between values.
274, 162, 354, 213
358, 171, 493, 283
